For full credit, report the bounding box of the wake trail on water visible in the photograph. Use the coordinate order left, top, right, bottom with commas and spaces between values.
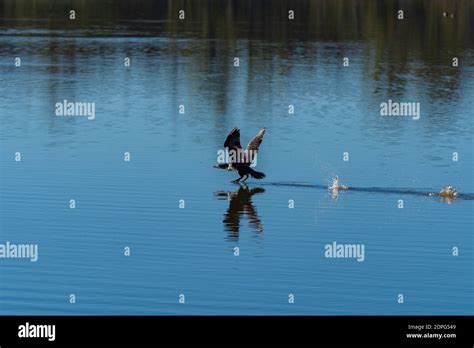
259, 182, 474, 201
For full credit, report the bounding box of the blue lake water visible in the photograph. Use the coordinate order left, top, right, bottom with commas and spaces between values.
0, 11, 473, 315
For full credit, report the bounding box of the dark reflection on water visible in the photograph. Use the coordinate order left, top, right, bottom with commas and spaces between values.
214, 185, 265, 241
1, 0, 472, 144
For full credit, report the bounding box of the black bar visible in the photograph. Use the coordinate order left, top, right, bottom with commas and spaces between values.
0, 316, 472, 346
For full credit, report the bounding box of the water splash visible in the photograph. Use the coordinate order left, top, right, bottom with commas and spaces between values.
428, 186, 459, 197
329, 175, 349, 190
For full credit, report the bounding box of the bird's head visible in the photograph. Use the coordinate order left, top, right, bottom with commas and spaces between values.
214, 163, 229, 170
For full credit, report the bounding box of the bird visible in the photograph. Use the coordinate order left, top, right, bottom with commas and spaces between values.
214, 127, 266, 184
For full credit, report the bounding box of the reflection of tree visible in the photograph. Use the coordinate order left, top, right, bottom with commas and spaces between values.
2, 0, 471, 135
3, 0, 471, 46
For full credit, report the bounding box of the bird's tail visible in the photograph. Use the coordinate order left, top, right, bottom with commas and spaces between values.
248, 168, 266, 179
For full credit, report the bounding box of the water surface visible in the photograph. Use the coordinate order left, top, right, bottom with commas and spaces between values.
0, 0, 473, 315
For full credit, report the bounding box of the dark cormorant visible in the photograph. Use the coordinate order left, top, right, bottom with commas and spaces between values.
214, 127, 266, 184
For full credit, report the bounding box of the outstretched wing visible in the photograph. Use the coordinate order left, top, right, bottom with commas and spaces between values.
245, 128, 265, 164
224, 127, 242, 151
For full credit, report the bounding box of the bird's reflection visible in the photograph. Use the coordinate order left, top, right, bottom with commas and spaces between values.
440, 196, 457, 204
214, 185, 265, 241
